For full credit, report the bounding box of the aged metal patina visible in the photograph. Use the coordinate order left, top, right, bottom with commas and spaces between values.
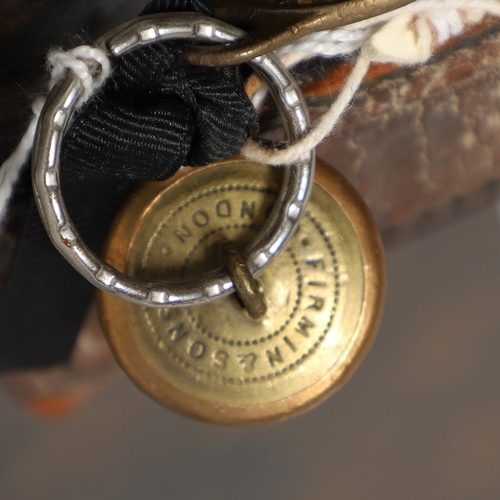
97, 159, 385, 424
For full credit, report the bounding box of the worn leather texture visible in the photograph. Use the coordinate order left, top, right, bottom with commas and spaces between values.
305, 20, 500, 240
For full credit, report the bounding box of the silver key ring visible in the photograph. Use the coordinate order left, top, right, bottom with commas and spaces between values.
32, 12, 314, 307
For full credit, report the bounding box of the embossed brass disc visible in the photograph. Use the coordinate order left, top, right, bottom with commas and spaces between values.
97, 159, 385, 425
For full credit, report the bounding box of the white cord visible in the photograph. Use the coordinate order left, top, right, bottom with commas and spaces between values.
243, 53, 371, 165
48, 46, 111, 101
273, 0, 500, 61
0, 46, 111, 226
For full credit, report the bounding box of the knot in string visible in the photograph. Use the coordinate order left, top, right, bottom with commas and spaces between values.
361, 9, 479, 64
47, 46, 112, 104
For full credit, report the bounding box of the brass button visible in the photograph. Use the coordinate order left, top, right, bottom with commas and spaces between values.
97, 159, 385, 425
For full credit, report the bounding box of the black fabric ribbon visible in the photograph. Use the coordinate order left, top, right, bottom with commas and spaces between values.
0, 0, 257, 371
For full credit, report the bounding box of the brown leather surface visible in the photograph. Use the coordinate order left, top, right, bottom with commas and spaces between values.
307, 21, 500, 240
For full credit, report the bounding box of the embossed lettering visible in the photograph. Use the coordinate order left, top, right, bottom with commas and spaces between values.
213, 350, 229, 370
237, 353, 257, 373
283, 336, 297, 352
216, 199, 231, 218
189, 341, 206, 359
305, 258, 325, 269
266, 347, 283, 367
306, 295, 325, 311
167, 322, 188, 342
308, 281, 327, 287
240, 200, 256, 219
192, 209, 209, 227
295, 316, 315, 337
173, 224, 192, 243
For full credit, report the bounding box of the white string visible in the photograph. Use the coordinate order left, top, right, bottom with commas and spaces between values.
0, 46, 111, 226
48, 46, 111, 100
243, 53, 371, 164
273, 0, 500, 60
244, 0, 500, 165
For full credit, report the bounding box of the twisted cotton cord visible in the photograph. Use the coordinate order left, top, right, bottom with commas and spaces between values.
244, 53, 371, 165
244, 0, 500, 165
48, 46, 111, 100
275, 0, 499, 61
0, 46, 111, 226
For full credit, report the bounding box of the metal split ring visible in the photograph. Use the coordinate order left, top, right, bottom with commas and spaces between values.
32, 12, 314, 307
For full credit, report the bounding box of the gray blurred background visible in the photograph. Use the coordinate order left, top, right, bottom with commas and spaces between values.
1, 204, 499, 500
